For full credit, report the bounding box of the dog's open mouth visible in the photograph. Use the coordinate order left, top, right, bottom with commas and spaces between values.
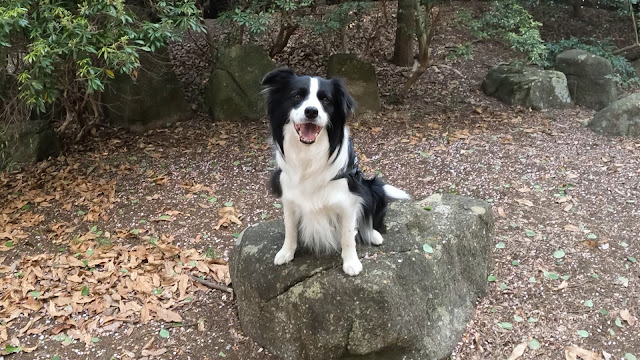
294, 123, 322, 144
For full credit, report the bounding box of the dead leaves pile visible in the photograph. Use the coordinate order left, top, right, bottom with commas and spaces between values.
0, 237, 230, 352
0, 159, 116, 250
508, 342, 605, 360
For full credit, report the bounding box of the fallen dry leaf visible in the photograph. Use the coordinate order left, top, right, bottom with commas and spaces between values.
141, 348, 168, 357
554, 280, 569, 291
515, 198, 534, 207
564, 224, 581, 232
497, 207, 506, 218
620, 309, 636, 326
565, 345, 603, 360
215, 206, 243, 230
507, 341, 527, 360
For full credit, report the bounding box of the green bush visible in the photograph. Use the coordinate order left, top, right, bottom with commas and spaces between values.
301, 2, 373, 36
0, 0, 203, 131
220, 0, 313, 55
545, 37, 639, 88
470, 0, 547, 64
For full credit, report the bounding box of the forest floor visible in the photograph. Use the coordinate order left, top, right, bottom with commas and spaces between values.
1, 2, 639, 360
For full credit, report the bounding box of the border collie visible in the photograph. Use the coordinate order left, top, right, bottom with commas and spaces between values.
262, 68, 410, 276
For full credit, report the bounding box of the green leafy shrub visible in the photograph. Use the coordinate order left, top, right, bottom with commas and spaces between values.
0, 0, 203, 135
545, 37, 639, 88
447, 42, 474, 60
300, 1, 373, 52
220, 0, 314, 56
470, 0, 547, 64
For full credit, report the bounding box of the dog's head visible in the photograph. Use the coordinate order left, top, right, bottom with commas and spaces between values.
262, 68, 355, 156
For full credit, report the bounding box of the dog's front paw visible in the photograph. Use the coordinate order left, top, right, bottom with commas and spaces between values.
274, 247, 295, 265
342, 258, 363, 276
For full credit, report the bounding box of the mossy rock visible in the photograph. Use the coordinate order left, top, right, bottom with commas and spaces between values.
231, 194, 494, 360
1, 120, 60, 171
205, 44, 276, 122
482, 65, 572, 110
103, 47, 191, 132
327, 54, 381, 112
555, 49, 617, 110
588, 93, 640, 137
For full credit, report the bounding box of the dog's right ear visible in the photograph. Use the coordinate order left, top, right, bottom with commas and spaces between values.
262, 68, 295, 90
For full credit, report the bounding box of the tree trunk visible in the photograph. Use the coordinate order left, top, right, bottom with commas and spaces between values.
269, 23, 298, 57
572, 0, 582, 18
392, 0, 416, 67
399, 4, 441, 99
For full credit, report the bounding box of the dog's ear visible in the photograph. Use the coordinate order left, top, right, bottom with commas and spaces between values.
331, 77, 356, 118
262, 68, 295, 89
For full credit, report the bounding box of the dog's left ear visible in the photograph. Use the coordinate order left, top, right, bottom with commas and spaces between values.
332, 77, 356, 118
262, 68, 295, 90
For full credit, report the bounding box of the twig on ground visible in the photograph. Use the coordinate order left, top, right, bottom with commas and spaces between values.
188, 274, 233, 297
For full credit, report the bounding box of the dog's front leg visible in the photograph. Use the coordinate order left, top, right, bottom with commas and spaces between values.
340, 208, 362, 276
274, 201, 298, 265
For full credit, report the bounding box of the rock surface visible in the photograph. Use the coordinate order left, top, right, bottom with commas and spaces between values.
205, 44, 275, 122
231, 194, 494, 360
1, 120, 60, 171
327, 54, 381, 112
555, 49, 617, 110
588, 93, 640, 137
482, 64, 572, 110
632, 58, 640, 78
103, 47, 191, 132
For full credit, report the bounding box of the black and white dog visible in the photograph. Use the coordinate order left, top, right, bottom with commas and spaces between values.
262, 68, 409, 276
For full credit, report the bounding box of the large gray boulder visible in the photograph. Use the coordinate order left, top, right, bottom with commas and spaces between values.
231, 194, 494, 360
205, 45, 275, 122
482, 64, 572, 110
103, 47, 191, 132
327, 54, 381, 112
588, 93, 640, 136
1, 120, 60, 171
555, 49, 617, 110
632, 59, 640, 78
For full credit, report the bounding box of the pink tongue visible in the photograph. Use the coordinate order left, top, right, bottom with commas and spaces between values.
300, 123, 321, 142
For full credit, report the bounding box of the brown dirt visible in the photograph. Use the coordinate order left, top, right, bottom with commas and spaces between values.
1, 2, 639, 360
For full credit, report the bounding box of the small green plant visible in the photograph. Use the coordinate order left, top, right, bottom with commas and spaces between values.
454, 8, 473, 25
470, 0, 547, 64
447, 42, 474, 60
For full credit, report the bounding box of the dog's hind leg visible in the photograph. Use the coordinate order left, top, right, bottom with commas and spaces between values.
370, 229, 384, 245
357, 217, 383, 245
274, 201, 298, 265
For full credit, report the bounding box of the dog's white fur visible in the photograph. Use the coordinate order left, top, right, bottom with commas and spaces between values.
273, 78, 408, 276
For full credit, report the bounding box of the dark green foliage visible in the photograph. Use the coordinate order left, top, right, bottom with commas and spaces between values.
470, 0, 547, 64
545, 38, 639, 88
0, 0, 203, 130
220, 0, 313, 42
301, 2, 373, 36
447, 42, 474, 60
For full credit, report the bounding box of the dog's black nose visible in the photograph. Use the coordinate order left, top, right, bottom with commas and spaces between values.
304, 107, 318, 119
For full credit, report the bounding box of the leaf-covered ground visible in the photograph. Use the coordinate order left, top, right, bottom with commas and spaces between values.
1, 2, 639, 359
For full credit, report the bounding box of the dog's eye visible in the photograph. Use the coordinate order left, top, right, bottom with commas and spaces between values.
322, 97, 331, 104
293, 94, 302, 101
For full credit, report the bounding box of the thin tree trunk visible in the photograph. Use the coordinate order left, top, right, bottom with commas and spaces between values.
392, 0, 415, 67
269, 23, 298, 57
572, 0, 582, 18
381, 0, 389, 25
399, 5, 441, 98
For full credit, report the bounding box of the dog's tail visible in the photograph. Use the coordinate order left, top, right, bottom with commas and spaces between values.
383, 184, 411, 201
